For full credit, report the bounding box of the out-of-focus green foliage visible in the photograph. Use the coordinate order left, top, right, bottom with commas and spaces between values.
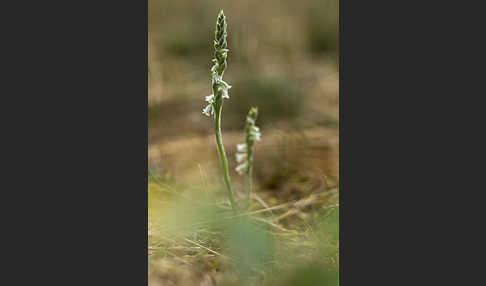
279, 265, 339, 286
149, 180, 339, 285
225, 217, 275, 282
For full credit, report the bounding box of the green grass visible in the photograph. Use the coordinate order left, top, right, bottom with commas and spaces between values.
148, 177, 339, 286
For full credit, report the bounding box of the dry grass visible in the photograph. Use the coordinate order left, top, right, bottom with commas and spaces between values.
148, 182, 338, 286
148, 128, 339, 285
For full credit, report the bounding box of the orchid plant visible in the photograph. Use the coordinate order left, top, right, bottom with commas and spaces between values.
235, 107, 261, 210
203, 10, 262, 214
203, 10, 237, 213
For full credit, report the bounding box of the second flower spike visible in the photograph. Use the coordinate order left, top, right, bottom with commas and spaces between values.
235, 107, 261, 175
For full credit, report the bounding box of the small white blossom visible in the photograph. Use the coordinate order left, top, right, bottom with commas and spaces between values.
222, 88, 230, 99
254, 132, 261, 141
202, 104, 214, 116
203, 94, 216, 116
253, 126, 261, 141
205, 94, 215, 103
235, 163, 247, 175
236, 152, 247, 163
220, 80, 232, 89
249, 126, 261, 141
236, 143, 247, 152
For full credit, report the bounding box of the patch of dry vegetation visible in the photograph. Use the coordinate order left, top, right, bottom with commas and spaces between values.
148, 179, 338, 286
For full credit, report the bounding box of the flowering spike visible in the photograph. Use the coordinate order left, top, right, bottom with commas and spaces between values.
202, 9, 231, 117
236, 107, 261, 210
235, 107, 261, 176
202, 10, 237, 213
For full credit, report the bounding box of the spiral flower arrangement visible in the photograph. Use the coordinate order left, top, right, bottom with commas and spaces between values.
202, 10, 237, 213
236, 107, 261, 209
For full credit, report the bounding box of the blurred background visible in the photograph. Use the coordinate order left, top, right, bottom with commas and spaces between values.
148, 0, 339, 285
149, 0, 338, 183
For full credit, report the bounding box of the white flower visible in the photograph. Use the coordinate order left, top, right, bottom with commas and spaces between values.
220, 80, 232, 90
235, 152, 247, 163
235, 163, 247, 175
236, 143, 247, 152
235, 143, 249, 176
205, 94, 215, 103
254, 132, 261, 141
202, 94, 216, 116
202, 104, 214, 116
249, 126, 261, 141
222, 88, 230, 99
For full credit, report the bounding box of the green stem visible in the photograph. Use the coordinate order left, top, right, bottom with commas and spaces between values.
246, 142, 254, 211
247, 160, 253, 211
214, 105, 237, 214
